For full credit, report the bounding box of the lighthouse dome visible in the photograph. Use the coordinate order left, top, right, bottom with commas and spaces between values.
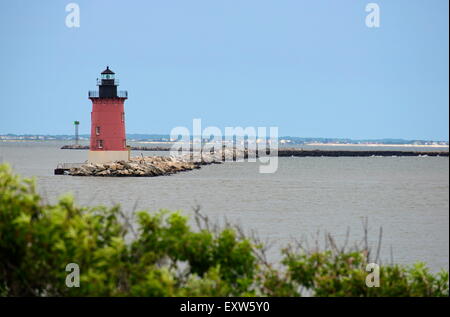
101, 66, 115, 80
101, 66, 115, 75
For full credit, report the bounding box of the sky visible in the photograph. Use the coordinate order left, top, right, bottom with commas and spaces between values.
0, 0, 448, 140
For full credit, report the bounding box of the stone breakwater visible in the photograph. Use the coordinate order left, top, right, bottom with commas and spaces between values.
61, 145, 448, 157
68, 155, 223, 177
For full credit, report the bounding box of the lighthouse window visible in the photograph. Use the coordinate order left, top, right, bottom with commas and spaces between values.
121, 112, 125, 123
101, 73, 114, 80
95, 126, 100, 135
97, 140, 103, 149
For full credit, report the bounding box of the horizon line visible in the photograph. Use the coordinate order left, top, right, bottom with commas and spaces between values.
0, 133, 448, 143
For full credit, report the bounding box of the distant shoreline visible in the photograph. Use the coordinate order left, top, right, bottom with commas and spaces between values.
1, 139, 448, 149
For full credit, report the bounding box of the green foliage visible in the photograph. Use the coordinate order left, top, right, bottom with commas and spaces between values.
282, 249, 449, 297
0, 163, 448, 297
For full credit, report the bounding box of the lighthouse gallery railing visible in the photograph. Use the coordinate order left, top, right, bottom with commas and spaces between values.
88, 91, 128, 98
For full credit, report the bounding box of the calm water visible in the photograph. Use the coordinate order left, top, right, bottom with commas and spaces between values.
1, 141, 449, 271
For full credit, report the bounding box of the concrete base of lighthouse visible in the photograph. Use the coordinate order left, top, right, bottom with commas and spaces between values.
88, 150, 129, 164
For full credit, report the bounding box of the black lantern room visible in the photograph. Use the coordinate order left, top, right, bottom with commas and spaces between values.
88, 66, 128, 99
98, 66, 117, 98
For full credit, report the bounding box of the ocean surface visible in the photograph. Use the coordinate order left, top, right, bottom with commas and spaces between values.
1, 141, 449, 272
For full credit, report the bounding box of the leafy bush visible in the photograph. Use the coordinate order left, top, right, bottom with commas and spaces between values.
0, 163, 448, 296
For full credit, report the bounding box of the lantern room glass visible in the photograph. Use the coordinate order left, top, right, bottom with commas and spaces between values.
101, 73, 115, 80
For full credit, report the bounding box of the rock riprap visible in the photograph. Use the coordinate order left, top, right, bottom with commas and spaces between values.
68, 154, 222, 177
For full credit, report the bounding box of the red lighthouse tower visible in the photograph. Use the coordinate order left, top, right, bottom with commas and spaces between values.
88, 67, 129, 163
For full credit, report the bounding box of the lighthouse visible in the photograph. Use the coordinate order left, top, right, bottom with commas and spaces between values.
88, 66, 129, 163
